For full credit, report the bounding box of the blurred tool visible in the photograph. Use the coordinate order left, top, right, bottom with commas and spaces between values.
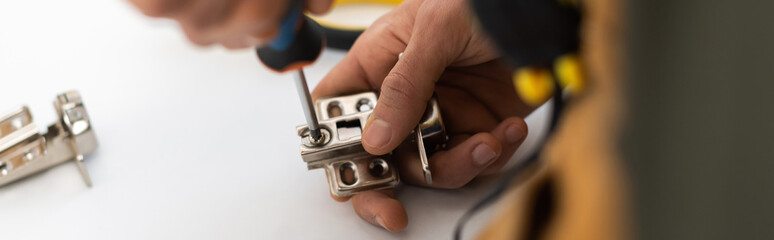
0, 91, 98, 187
256, 0, 325, 141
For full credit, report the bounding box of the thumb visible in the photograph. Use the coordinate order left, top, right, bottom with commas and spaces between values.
362, 35, 452, 155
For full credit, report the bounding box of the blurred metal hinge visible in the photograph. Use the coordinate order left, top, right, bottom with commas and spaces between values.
0, 90, 98, 188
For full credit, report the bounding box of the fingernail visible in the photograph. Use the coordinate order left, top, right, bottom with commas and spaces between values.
375, 216, 389, 230
472, 144, 497, 167
364, 118, 392, 149
506, 125, 526, 144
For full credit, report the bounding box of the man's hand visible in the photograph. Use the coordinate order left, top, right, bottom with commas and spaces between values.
130, 0, 334, 48
313, 0, 532, 232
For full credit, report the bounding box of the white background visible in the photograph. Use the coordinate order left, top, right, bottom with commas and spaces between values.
0, 1, 549, 239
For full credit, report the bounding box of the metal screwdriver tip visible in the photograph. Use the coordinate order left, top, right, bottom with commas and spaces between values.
292, 69, 322, 141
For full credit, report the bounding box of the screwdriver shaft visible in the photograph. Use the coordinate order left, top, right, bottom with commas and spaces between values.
293, 69, 322, 140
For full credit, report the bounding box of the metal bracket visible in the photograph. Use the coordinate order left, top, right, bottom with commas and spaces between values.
297, 92, 447, 197
0, 91, 98, 187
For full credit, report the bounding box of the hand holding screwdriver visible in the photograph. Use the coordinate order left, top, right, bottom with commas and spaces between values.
255, 1, 326, 141
130, 0, 334, 49
131, 0, 532, 233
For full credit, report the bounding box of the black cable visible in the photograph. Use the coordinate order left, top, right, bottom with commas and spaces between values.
453, 76, 565, 240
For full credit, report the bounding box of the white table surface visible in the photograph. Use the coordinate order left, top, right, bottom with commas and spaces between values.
0, 1, 550, 239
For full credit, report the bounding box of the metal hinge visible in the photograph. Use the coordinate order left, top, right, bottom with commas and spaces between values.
0, 90, 98, 188
297, 92, 447, 197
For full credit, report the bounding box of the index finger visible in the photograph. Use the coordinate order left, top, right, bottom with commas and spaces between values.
310, 7, 412, 100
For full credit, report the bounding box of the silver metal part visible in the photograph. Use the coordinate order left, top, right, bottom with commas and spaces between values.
0, 91, 98, 187
411, 95, 446, 185
293, 70, 322, 141
415, 125, 432, 185
297, 92, 446, 197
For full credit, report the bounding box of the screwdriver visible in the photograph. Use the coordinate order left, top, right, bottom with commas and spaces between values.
256, 1, 325, 141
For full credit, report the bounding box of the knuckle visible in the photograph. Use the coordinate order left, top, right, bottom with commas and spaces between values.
181, 24, 212, 46
379, 71, 419, 109
370, 18, 394, 34
185, 32, 211, 46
